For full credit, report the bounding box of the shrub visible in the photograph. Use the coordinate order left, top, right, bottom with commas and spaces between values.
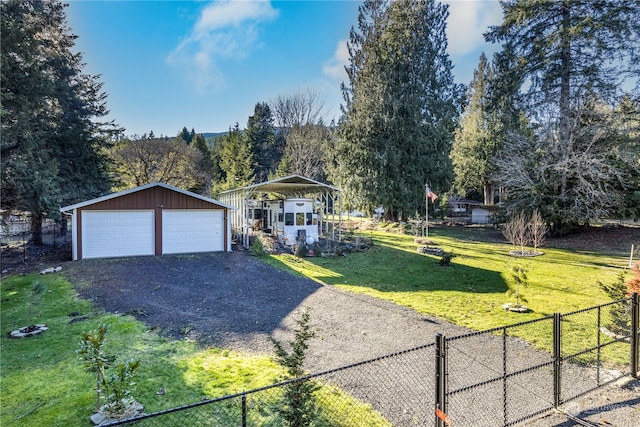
269, 308, 318, 427
437, 251, 454, 266
78, 325, 141, 418
626, 264, 640, 295
598, 273, 632, 335
251, 236, 266, 256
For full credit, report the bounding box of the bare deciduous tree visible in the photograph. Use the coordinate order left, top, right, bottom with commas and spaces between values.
495, 100, 637, 232
529, 209, 548, 254
283, 124, 332, 181
502, 211, 530, 255
270, 88, 325, 131
109, 136, 207, 192
270, 88, 328, 180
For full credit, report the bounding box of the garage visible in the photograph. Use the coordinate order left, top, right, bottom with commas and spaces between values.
82, 210, 155, 259
60, 182, 235, 260
162, 210, 224, 254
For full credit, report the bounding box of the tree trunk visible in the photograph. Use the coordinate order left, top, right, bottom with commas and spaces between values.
31, 215, 43, 246
60, 217, 67, 237
483, 182, 495, 205
559, 1, 571, 146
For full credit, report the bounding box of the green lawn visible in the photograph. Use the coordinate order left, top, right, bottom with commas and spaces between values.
0, 274, 389, 426
263, 226, 630, 361
266, 227, 626, 329
1, 226, 631, 425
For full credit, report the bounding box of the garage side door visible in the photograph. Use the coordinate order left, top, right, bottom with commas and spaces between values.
82, 211, 155, 259
162, 210, 224, 254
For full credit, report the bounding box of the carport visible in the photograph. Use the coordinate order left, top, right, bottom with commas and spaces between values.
217, 174, 342, 248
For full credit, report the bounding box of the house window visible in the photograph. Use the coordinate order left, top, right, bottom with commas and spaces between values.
285, 213, 294, 226
296, 213, 305, 226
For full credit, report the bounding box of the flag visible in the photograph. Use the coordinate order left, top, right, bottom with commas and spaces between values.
426, 187, 438, 202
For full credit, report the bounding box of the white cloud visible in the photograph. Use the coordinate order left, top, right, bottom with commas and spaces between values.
444, 0, 502, 56
167, 0, 279, 92
323, 39, 349, 81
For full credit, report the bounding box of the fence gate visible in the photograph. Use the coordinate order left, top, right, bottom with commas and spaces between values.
436, 295, 639, 427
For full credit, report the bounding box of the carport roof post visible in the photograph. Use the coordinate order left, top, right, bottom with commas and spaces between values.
59, 182, 237, 213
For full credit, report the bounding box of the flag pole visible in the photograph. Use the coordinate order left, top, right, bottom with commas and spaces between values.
425, 183, 429, 238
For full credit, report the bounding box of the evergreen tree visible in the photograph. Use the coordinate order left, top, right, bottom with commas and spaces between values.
190, 133, 214, 193
330, 0, 463, 220
486, 0, 640, 230
212, 123, 254, 195
450, 53, 499, 204
1, 0, 116, 243
246, 102, 280, 183
486, 0, 639, 140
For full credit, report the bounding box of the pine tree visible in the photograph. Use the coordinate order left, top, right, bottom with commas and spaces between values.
450, 53, 501, 204
331, 0, 462, 220
1, 0, 116, 243
486, 1, 640, 230
246, 102, 280, 183
212, 123, 254, 194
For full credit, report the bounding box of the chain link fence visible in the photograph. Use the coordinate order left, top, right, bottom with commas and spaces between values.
1, 218, 71, 266
437, 296, 639, 427
100, 296, 638, 427
108, 343, 435, 426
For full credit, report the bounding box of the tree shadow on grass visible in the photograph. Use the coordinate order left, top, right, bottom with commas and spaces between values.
268, 239, 509, 295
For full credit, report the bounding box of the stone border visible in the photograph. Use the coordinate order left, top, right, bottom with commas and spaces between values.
9, 324, 48, 338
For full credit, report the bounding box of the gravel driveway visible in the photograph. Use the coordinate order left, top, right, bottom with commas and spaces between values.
62, 250, 639, 426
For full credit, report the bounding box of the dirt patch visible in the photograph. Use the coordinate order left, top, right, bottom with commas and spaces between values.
545, 225, 640, 255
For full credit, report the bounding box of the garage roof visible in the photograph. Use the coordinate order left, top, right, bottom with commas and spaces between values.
60, 182, 236, 213
219, 174, 339, 197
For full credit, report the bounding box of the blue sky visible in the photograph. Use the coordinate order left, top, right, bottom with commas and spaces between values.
67, 0, 502, 137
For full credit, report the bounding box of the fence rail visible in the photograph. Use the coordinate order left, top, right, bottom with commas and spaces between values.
106, 296, 638, 427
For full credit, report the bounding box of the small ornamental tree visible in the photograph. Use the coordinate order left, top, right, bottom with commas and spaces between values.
502, 211, 530, 255
78, 325, 141, 418
502, 209, 548, 256
528, 209, 548, 254
78, 324, 111, 411
507, 264, 529, 309
269, 307, 318, 427
598, 273, 632, 335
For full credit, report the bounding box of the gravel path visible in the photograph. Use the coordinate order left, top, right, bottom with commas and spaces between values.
62, 250, 639, 426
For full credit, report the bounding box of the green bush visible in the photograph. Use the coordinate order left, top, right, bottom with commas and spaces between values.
78, 325, 141, 417
270, 308, 318, 427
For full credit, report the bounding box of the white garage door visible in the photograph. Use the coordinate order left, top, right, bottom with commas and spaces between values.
162, 210, 224, 254
82, 211, 154, 259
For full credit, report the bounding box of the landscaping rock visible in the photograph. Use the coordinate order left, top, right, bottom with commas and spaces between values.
417, 246, 444, 256
9, 324, 48, 338
40, 266, 62, 274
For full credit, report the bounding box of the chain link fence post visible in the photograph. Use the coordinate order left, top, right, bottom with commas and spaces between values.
553, 312, 561, 408
632, 293, 639, 379
435, 333, 447, 427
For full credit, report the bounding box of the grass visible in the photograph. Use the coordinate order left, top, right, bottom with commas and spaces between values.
1, 225, 633, 424
0, 274, 390, 426
263, 226, 631, 361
